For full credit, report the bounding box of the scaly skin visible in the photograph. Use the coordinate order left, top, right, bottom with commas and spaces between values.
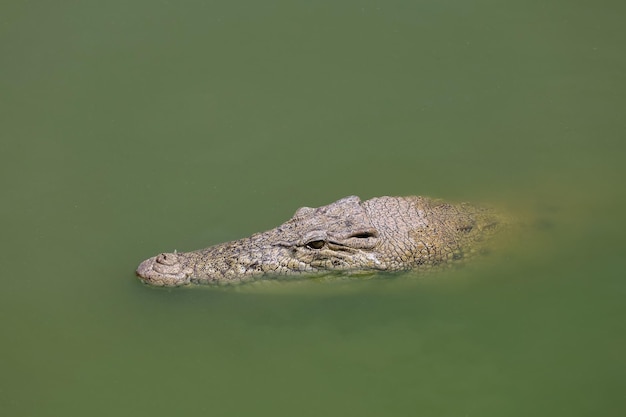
136, 195, 503, 287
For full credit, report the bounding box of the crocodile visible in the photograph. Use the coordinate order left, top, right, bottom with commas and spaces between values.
136, 195, 505, 287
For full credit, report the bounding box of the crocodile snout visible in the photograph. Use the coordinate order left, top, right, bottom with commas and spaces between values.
136, 252, 193, 287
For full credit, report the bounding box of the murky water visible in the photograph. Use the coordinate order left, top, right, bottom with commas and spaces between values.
2, 1, 625, 416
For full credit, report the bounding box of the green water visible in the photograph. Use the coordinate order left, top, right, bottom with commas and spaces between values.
2, 1, 625, 416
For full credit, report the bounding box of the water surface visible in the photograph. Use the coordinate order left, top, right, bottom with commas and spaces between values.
1, 1, 625, 416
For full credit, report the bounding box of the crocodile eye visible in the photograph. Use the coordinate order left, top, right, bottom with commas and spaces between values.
306, 240, 325, 249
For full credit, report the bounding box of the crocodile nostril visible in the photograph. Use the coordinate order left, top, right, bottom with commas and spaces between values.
156, 252, 178, 266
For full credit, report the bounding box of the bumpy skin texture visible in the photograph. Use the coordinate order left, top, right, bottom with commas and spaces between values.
136, 196, 502, 287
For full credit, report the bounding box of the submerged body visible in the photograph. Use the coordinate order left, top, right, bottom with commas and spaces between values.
136, 195, 504, 287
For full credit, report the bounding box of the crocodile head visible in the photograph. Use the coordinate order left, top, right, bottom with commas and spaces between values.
136, 196, 387, 286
